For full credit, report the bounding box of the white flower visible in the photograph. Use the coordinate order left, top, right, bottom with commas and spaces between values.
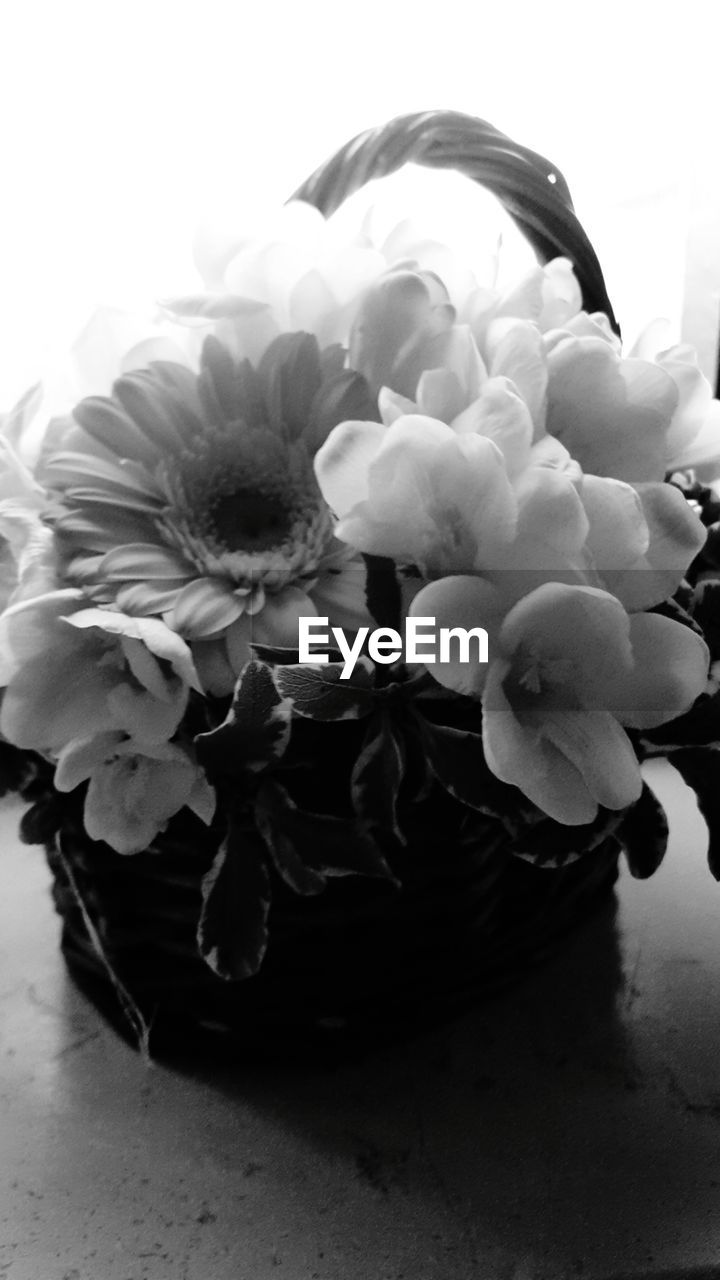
314, 406, 705, 612
315, 413, 519, 577
631, 324, 720, 477
346, 267, 484, 403
190, 201, 387, 365
409, 579, 709, 824
55, 733, 215, 855
544, 336, 680, 483
47, 336, 372, 697
0, 435, 56, 614
463, 257, 585, 350
0, 594, 196, 752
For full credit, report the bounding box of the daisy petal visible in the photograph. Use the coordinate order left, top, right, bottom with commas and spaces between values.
170, 579, 246, 639
115, 580, 185, 616
97, 543, 193, 581
54, 508, 159, 551
73, 398, 161, 467
112, 372, 202, 451
43, 451, 164, 501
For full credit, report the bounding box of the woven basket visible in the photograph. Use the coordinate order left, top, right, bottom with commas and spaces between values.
28, 111, 624, 1057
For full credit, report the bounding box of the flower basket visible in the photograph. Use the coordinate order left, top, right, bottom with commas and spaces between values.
4, 110, 720, 1057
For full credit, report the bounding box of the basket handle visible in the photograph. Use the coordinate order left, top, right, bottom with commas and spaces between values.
290, 109, 619, 335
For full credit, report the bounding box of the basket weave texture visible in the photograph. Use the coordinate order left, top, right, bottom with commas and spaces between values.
27, 111, 625, 1053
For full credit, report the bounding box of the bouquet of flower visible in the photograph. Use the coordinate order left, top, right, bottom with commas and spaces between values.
3, 112, 720, 1047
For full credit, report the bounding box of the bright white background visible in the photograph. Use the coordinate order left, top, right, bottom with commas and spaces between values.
0, 0, 717, 406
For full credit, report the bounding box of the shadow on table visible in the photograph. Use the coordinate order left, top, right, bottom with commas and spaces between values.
603, 1273, 720, 1280
56, 877, 720, 1278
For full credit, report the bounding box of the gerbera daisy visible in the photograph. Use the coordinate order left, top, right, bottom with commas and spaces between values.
45, 334, 375, 695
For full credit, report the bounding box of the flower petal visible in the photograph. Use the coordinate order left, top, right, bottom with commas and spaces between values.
378, 387, 416, 427
540, 258, 583, 330
169, 578, 246, 639
65, 609, 202, 692
604, 612, 709, 729
43, 450, 164, 501
416, 369, 466, 423
193, 635, 240, 697
661, 345, 714, 464
546, 339, 678, 483
541, 708, 642, 809
115, 580, 185, 616
601, 482, 707, 612
83, 753, 197, 854
54, 507, 159, 552
96, 543, 193, 581
73, 398, 161, 467
348, 269, 453, 398
105, 680, 187, 743
55, 732, 125, 792
670, 397, 720, 473
313, 419, 386, 518
499, 583, 634, 707
224, 612, 254, 677
452, 377, 534, 478
1, 636, 117, 749
186, 772, 217, 825
482, 660, 598, 824
485, 319, 548, 433
580, 474, 649, 568
409, 575, 504, 695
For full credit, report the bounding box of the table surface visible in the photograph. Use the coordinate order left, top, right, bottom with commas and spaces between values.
2, 760, 720, 1280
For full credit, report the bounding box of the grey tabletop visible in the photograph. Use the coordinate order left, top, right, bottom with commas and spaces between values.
1, 759, 720, 1280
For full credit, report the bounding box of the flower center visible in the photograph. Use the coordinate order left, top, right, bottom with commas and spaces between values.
210, 487, 294, 551
157, 428, 337, 589
505, 649, 578, 724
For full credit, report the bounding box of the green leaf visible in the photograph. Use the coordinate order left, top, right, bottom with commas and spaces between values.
197, 821, 272, 979
273, 657, 376, 721
669, 747, 720, 880
255, 782, 327, 896
258, 778, 397, 885
195, 659, 291, 776
617, 782, 669, 878
250, 642, 345, 666
351, 713, 405, 841
422, 721, 531, 827
512, 811, 622, 868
